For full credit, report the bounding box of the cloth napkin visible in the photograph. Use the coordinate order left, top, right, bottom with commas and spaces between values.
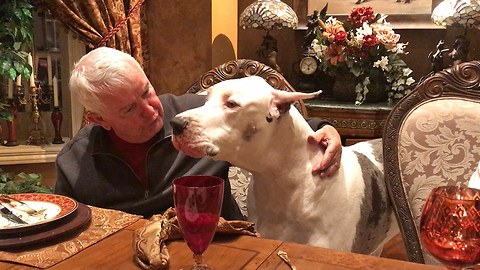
133, 207, 259, 270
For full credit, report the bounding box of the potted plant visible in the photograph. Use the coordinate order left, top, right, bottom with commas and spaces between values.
0, 0, 34, 127
0, 0, 34, 82
311, 6, 415, 105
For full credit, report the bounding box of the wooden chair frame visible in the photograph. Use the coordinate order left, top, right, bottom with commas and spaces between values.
185, 59, 308, 117
383, 61, 480, 263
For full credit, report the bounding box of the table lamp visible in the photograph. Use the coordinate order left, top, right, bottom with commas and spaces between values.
432, 0, 480, 65
239, 0, 298, 73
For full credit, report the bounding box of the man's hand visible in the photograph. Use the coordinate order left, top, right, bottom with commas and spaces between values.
308, 125, 342, 178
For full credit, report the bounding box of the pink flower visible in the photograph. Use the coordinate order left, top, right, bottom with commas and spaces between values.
372, 24, 400, 50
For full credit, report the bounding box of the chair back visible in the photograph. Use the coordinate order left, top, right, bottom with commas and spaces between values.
383, 61, 480, 265
185, 59, 308, 117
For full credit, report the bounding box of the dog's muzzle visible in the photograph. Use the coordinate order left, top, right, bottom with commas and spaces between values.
170, 117, 188, 135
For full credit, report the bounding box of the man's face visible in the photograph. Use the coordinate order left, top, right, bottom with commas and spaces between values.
89, 68, 164, 143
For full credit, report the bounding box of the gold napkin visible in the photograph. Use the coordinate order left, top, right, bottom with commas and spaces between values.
133, 207, 259, 270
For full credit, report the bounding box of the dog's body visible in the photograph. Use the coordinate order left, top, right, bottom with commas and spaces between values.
171, 76, 399, 255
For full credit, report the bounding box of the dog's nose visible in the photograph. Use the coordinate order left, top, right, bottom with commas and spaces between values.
170, 117, 188, 135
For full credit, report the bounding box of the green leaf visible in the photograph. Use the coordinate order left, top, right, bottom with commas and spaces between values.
13, 42, 21, 50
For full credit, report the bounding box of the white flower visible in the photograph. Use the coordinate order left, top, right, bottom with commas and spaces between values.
406, 77, 415, 85
373, 56, 389, 71
391, 42, 409, 54
403, 68, 413, 76
325, 16, 340, 25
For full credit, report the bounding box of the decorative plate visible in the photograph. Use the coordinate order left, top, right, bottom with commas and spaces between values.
0, 203, 91, 248
0, 193, 78, 234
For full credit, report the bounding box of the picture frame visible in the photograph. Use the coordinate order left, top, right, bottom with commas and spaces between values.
292, 0, 445, 29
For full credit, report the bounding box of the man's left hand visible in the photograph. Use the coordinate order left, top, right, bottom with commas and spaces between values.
308, 125, 342, 178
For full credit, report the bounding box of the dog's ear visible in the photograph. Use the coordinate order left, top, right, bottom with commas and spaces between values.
268, 89, 322, 118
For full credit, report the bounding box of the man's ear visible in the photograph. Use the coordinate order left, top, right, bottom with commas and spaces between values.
87, 112, 112, 130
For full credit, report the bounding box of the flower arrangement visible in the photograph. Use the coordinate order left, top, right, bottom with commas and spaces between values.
311, 6, 415, 105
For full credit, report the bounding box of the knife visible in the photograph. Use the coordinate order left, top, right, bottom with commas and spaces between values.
0, 204, 27, 224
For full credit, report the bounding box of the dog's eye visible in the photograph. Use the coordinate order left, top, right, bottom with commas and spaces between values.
226, 101, 238, 108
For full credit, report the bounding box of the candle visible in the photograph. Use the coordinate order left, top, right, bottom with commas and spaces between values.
28, 54, 35, 87
53, 76, 59, 107
7, 79, 13, 99
16, 75, 21, 86
47, 54, 52, 85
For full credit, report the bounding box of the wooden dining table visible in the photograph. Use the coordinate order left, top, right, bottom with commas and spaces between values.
0, 218, 445, 270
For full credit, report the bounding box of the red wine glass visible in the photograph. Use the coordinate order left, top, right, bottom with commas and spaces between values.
420, 185, 480, 270
173, 175, 224, 270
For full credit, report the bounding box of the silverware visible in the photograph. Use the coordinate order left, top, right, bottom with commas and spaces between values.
278, 250, 296, 270
0, 204, 27, 224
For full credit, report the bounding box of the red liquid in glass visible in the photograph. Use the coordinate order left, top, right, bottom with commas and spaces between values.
176, 207, 220, 254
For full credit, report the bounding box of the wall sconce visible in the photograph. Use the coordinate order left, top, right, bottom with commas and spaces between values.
239, 0, 298, 73
432, 0, 480, 65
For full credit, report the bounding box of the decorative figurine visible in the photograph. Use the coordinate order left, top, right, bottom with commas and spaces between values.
303, 5, 327, 51
449, 35, 470, 66
428, 39, 449, 73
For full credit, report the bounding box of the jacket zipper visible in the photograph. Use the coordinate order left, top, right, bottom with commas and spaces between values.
94, 153, 151, 200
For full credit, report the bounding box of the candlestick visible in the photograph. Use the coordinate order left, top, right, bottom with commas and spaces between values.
51, 106, 64, 144
47, 54, 53, 85
4, 99, 19, 146
7, 79, 13, 99
26, 84, 48, 145
16, 75, 21, 86
28, 54, 35, 87
53, 76, 59, 106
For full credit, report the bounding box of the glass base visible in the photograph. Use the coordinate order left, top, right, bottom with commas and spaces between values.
180, 264, 216, 270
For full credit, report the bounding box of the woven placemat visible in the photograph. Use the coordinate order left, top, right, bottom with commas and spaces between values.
0, 205, 142, 268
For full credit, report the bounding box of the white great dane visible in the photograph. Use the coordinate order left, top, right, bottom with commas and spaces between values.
170, 76, 399, 255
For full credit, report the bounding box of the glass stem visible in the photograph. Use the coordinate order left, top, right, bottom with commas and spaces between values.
193, 253, 203, 267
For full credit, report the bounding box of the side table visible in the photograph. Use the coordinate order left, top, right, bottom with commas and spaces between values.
304, 99, 394, 145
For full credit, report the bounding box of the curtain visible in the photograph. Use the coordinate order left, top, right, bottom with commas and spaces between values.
35, 0, 149, 128
37, 0, 148, 68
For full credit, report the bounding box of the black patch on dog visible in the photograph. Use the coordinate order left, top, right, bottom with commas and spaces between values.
266, 116, 273, 123
242, 123, 258, 141
351, 151, 392, 254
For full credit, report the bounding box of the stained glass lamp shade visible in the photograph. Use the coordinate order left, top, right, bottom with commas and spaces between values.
239, 0, 298, 72
432, 0, 480, 29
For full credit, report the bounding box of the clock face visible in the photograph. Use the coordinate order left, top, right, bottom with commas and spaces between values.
300, 56, 318, 75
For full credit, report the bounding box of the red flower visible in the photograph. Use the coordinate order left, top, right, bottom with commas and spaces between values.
363, 34, 378, 48
357, 50, 369, 60
348, 6, 376, 28
334, 31, 347, 44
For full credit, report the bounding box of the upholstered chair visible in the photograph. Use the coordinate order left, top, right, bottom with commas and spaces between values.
383, 61, 480, 265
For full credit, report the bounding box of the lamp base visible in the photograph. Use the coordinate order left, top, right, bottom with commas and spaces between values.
256, 32, 281, 73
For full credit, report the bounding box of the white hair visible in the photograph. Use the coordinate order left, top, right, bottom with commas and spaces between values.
69, 47, 145, 114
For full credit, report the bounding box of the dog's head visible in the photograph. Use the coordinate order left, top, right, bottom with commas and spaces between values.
170, 76, 320, 161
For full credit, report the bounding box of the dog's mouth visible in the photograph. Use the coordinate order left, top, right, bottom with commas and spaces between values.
171, 135, 219, 157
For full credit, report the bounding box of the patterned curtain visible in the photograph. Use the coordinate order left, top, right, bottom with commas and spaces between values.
34, 0, 149, 128
37, 0, 148, 68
